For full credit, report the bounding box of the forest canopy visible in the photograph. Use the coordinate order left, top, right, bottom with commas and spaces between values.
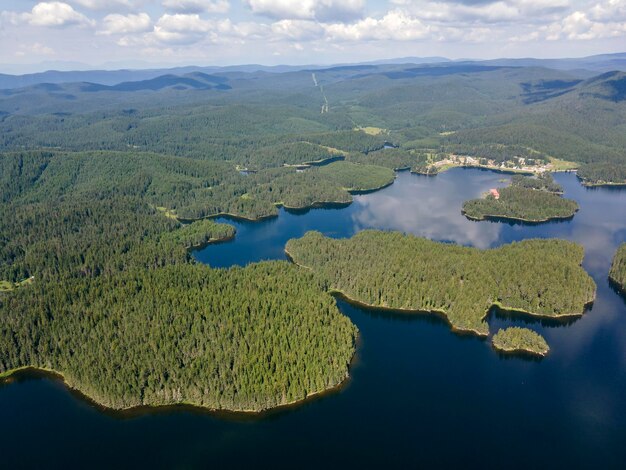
286, 230, 596, 336
0, 150, 360, 412
0, 262, 357, 411
0, 151, 394, 221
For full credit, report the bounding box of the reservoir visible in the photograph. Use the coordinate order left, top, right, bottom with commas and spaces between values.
3, 168, 626, 468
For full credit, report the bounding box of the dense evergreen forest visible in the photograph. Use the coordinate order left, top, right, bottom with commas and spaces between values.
0, 261, 356, 411
462, 174, 578, 222
0, 151, 393, 221
286, 231, 596, 336
610, 244, 626, 293
492, 327, 549, 357
0, 151, 358, 411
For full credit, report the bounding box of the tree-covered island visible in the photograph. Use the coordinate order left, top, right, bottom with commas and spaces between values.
462, 173, 579, 223
492, 327, 550, 357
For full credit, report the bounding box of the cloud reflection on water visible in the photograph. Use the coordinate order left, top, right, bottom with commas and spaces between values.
350, 170, 503, 249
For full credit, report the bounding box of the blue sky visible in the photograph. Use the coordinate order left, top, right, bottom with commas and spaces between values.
1, 0, 625, 72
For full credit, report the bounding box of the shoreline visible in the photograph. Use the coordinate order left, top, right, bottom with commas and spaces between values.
0, 331, 359, 418
417, 163, 537, 176
462, 209, 578, 224
174, 180, 396, 224
492, 344, 549, 358
346, 178, 395, 195
184, 233, 236, 251
491, 300, 593, 321
283, 155, 345, 169
580, 180, 626, 188
609, 275, 626, 297
577, 173, 626, 188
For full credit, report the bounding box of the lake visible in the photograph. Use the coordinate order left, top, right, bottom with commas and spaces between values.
3, 168, 626, 468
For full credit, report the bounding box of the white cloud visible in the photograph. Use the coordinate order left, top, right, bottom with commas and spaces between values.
162, 0, 229, 14
151, 13, 212, 44
321, 9, 493, 43
544, 8, 626, 40
100, 12, 152, 35
68, 0, 137, 9
25, 2, 95, 28
15, 42, 56, 57
245, 0, 364, 22
324, 9, 431, 41
590, 0, 626, 21
2, 0, 626, 66
114, 13, 270, 47
271, 19, 324, 41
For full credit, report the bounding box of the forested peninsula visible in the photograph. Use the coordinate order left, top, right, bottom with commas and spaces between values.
0, 262, 356, 412
610, 244, 626, 293
578, 163, 626, 187
1, 151, 393, 222
462, 174, 579, 223
285, 231, 596, 336
0, 152, 359, 412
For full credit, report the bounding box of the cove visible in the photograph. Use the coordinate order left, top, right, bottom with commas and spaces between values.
3, 168, 626, 468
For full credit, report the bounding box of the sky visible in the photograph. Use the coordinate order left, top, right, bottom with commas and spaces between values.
1, 0, 625, 73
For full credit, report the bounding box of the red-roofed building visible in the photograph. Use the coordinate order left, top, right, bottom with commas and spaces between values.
489, 189, 500, 199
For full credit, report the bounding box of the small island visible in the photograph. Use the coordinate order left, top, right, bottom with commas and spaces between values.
462, 174, 579, 223
492, 327, 550, 357
286, 230, 596, 336
610, 243, 626, 294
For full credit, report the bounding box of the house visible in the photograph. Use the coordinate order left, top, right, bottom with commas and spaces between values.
489, 189, 500, 199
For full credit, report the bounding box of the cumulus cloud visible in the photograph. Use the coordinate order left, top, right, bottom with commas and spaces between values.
162, 0, 230, 14
589, 0, 626, 21
68, 0, 138, 10
138, 13, 268, 45
246, 0, 364, 22
2, 0, 626, 65
323, 8, 492, 43
100, 12, 152, 35
9, 2, 95, 28
271, 19, 324, 41
544, 7, 626, 41
151, 13, 212, 44
325, 9, 431, 41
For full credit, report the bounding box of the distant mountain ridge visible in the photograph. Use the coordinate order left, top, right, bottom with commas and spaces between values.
80, 73, 231, 92
1, 53, 624, 90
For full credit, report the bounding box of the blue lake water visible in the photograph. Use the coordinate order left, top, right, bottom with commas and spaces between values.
3, 168, 626, 468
